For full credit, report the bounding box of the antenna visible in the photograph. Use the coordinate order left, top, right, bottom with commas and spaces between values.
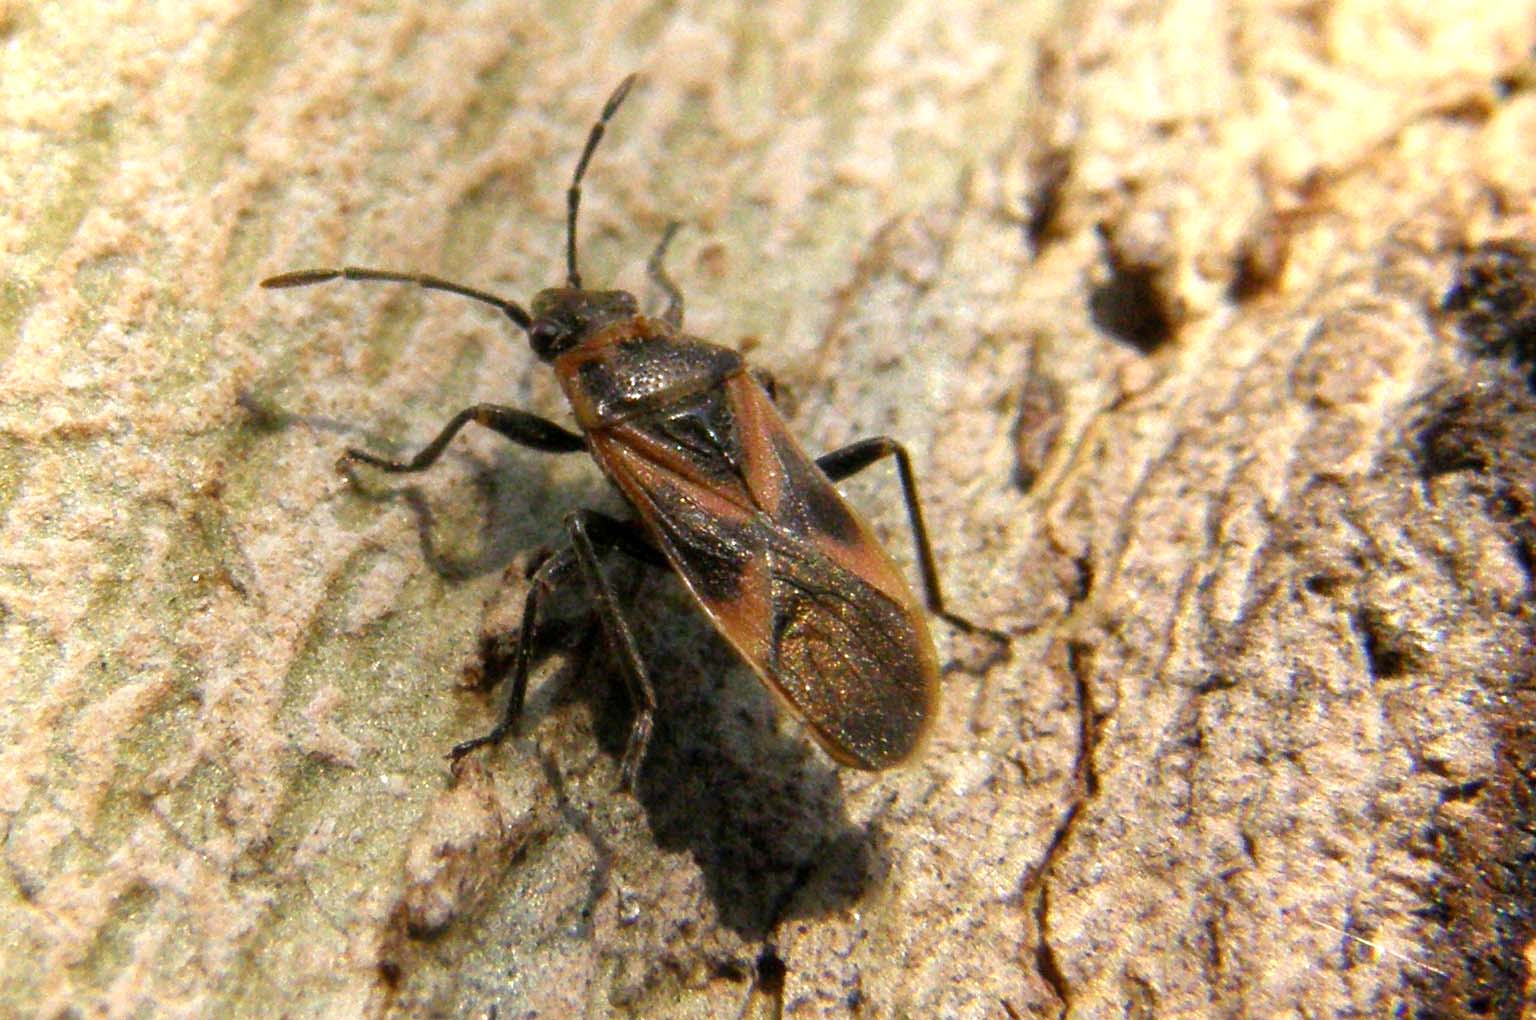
260, 267, 532, 330
565, 74, 638, 290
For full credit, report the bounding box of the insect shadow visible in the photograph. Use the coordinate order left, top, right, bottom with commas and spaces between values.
578, 575, 880, 936
336, 441, 587, 583
325, 431, 882, 934
241, 389, 880, 934
453, 527, 880, 938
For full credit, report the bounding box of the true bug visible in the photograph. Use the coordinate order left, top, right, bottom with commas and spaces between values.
263, 75, 1000, 788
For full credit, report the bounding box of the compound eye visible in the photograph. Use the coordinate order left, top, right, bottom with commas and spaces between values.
529, 319, 563, 356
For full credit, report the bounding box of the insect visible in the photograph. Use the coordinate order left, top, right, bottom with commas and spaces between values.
263, 75, 1001, 788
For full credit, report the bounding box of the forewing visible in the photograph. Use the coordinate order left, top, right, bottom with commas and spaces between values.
589, 374, 939, 768
762, 528, 938, 767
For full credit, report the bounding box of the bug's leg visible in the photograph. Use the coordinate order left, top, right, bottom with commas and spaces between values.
448, 511, 665, 789
564, 511, 665, 789
473, 554, 590, 693
646, 221, 685, 330
343, 404, 585, 473
816, 437, 1008, 642
450, 545, 582, 766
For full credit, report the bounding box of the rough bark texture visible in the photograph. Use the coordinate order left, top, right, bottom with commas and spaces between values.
2, 2, 1534, 1019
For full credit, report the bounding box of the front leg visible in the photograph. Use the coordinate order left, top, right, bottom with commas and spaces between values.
343, 403, 585, 473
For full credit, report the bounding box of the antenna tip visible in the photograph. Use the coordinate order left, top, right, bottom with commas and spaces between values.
605, 73, 640, 117
261, 269, 334, 289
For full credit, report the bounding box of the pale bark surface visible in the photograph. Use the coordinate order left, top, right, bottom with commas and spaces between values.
2, 2, 1534, 1019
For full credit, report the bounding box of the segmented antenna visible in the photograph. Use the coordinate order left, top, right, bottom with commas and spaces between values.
565, 73, 639, 290
260, 267, 532, 329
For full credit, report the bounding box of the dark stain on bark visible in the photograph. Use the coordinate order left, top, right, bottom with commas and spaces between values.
1401, 240, 1536, 1020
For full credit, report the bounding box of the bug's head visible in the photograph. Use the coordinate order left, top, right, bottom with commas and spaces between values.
526, 288, 638, 360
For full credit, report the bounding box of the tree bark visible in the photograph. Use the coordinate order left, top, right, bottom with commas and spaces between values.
2, 2, 1533, 1018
